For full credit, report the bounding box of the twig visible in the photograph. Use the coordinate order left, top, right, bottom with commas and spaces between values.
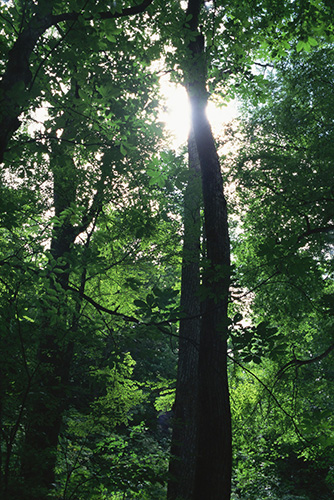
227, 353, 312, 443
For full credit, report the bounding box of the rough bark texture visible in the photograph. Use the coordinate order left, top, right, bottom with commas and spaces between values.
168, 130, 201, 500
192, 106, 232, 499
186, 1, 232, 498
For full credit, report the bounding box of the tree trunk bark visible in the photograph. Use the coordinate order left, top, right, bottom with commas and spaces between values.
168, 130, 201, 500
20, 147, 78, 499
183, 1, 232, 498
21, 337, 74, 499
190, 66, 232, 500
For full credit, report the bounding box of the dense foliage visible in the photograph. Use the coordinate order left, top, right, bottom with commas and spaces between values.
228, 46, 334, 499
0, 1, 333, 499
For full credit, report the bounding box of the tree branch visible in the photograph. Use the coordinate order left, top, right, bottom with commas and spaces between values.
52, 0, 154, 24
227, 353, 312, 443
297, 224, 334, 242
276, 343, 334, 380
66, 284, 200, 348
0, 0, 154, 161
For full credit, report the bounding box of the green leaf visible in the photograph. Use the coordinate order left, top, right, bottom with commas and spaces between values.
146, 294, 155, 307
23, 315, 35, 323
233, 313, 243, 323
133, 299, 147, 308
106, 33, 116, 43
308, 36, 318, 47
256, 321, 269, 335
296, 40, 305, 52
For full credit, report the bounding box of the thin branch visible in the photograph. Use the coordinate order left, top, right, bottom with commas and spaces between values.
83, 246, 140, 283
67, 284, 200, 348
297, 224, 334, 242
252, 61, 274, 69
230, 270, 279, 302
227, 353, 312, 443
0, 12, 18, 35
67, 475, 96, 500
276, 343, 334, 380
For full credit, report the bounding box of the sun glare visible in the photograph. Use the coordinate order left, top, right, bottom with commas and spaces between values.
160, 81, 238, 149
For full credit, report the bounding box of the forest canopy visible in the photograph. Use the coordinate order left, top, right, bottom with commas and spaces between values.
0, 1, 333, 499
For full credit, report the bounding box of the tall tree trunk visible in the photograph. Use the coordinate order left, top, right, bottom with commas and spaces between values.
191, 106, 232, 499
20, 147, 78, 500
168, 130, 201, 500
182, 1, 232, 498
21, 331, 74, 500
19, 102, 108, 496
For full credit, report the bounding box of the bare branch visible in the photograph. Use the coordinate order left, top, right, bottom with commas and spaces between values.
227, 353, 313, 443
297, 224, 334, 242
67, 284, 200, 347
276, 343, 334, 380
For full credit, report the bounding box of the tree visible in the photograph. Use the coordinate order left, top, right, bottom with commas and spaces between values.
183, 2, 232, 499
167, 1, 334, 499
228, 45, 334, 500
0, 0, 155, 163
1, 1, 334, 499
0, 2, 171, 498
168, 130, 201, 500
